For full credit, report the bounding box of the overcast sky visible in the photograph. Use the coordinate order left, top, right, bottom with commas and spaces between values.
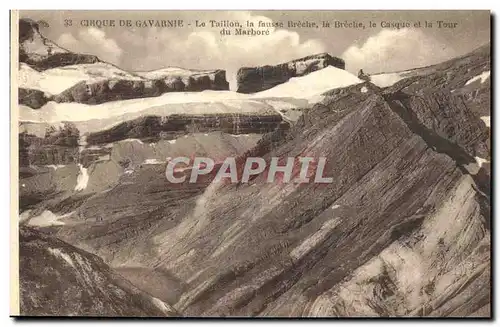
21, 10, 490, 86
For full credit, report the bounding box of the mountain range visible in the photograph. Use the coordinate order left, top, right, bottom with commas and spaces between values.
16, 17, 491, 317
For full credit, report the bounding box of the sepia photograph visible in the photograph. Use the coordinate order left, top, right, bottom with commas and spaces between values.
10, 9, 491, 318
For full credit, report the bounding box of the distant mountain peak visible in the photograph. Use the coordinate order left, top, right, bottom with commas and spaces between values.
19, 17, 100, 71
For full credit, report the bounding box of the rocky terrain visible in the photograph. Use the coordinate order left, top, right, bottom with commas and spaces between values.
19, 18, 99, 71
84, 114, 286, 145
16, 16, 491, 318
18, 18, 230, 109
19, 226, 179, 316
236, 53, 345, 93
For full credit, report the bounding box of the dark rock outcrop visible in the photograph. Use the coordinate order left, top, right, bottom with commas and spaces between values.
182, 70, 229, 91
53, 70, 230, 105
19, 18, 101, 71
19, 226, 178, 316
24, 52, 101, 71
19, 88, 52, 109
19, 125, 80, 167
19, 18, 38, 44
236, 53, 345, 93
86, 114, 286, 145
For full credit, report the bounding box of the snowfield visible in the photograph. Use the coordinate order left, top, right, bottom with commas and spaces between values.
481, 116, 491, 128
19, 95, 283, 135
465, 71, 491, 86
19, 66, 365, 134
475, 156, 489, 168
19, 62, 144, 94
370, 72, 406, 87
250, 66, 363, 98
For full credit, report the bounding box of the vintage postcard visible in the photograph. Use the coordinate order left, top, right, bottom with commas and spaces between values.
10, 10, 491, 318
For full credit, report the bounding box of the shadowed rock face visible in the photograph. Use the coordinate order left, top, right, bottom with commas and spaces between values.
86, 114, 287, 145
18, 45, 490, 317
19, 226, 179, 317
18, 113, 285, 168
386, 44, 490, 116
18, 88, 52, 109
19, 18, 38, 44
236, 53, 345, 93
19, 123, 79, 167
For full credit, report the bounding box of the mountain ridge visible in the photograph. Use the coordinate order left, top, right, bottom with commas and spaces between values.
16, 22, 491, 317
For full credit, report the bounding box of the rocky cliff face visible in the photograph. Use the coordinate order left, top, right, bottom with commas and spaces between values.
19, 226, 178, 316
86, 114, 287, 145
236, 53, 345, 93
53, 70, 229, 105
19, 123, 80, 167
18, 112, 285, 168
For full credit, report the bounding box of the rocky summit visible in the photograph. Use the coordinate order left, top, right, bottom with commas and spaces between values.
18, 19, 230, 109
19, 18, 100, 71
16, 16, 490, 317
236, 53, 346, 93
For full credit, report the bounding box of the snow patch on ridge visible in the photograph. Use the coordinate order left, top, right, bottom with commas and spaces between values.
119, 138, 144, 145
370, 72, 405, 87
46, 164, 66, 170
290, 218, 341, 261
475, 156, 489, 168
27, 210, 73, 227
143, 159, 165, 165
48, 247, 75, 268
20, 65, 364, 132
251, 66, 363, 98
18, 62, 143, 94
465, 71, 490, 86
480, 116, 490, 128
150, 297, 176, 315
